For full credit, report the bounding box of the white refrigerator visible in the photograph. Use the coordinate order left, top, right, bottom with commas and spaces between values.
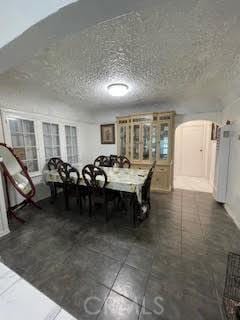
213, 124, 232, 203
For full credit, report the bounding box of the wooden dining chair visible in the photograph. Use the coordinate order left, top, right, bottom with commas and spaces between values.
82, 164, 116, 221
140, 167, 154, 218
112, 156, 131, 168
47, 157, 64, 170
57, 162, 81, 210
47, 157, 64, 203
94, 155, 111, 167
109, 154, 118, 167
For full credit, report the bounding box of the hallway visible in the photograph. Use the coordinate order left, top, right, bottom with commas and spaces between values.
174, 176, 213, 193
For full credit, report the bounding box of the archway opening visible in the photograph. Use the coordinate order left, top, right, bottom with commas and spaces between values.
174, 120, 218, 193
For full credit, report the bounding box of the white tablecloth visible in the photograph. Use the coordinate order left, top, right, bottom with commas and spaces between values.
43, 167, 149, 204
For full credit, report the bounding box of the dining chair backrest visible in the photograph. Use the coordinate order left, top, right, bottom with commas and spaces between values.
94, 155, 111, 167
47, 157, 64, 171
82, 164, 107, 189
58, 162, 80, 185
142, 167, 154, 203
112, 156, 131, 169
152, 160, 156, 169
109, 154, 118, 167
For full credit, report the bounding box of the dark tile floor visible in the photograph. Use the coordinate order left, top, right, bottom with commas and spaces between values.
0, 189, 239, 319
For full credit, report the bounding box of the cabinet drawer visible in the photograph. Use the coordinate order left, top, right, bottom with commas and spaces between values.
152, 167, 170, 191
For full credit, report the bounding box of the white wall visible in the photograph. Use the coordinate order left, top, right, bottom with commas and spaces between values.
77, 122, 116, 165
175, 112, 222, 128
222, 100, 240, 228
0, 0, 77, 49
85, 123, 117, 159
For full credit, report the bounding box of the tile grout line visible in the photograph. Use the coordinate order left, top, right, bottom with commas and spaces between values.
51, 308, 62, 320
137, 261, 154, 319
0, 268, 67, 320
96, 244, 140, 320
195, 191, 224, 317
96, 241, 146, 320
0, 277, 21, 298
137, 217, 161, 318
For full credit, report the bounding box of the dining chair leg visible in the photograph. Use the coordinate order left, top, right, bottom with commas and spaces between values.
80, 196, 83, 208
88, 194, 92, 217
131, 194, 137, 227
49, 182, 56, 204
54, 183, 57, 198
120, 192, 128, 215
148, 196, 151, 210
79, 195, 83, 215
104, 193, 109, 222
64, 184, 70, 211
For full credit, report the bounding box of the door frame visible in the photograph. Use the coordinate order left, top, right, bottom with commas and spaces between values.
174, 120, 213, 178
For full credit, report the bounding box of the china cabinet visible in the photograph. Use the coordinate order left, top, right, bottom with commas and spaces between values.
117, 112, 175, 192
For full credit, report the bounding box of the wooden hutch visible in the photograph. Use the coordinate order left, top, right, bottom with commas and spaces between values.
116, 111, 175, 192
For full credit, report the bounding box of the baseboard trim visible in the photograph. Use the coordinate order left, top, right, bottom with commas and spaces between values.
224, 204, 240, 230
0, 228, 10, 238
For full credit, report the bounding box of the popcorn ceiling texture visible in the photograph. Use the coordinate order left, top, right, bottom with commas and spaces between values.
0, 83, 92, 122
1, 0, 240, 114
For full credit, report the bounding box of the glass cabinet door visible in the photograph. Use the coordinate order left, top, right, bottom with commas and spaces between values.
133, 124, 141, 160
142, 124, 151, 161
128, 125, 131, 159
159, 122, 170, 161
119, 126, 127, 156
151, 125, 157, 161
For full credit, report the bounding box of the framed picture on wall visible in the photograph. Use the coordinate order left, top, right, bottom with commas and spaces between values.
100, 124, 115, 144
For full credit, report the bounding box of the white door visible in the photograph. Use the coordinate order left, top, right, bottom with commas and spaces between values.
180, 123, 205, 177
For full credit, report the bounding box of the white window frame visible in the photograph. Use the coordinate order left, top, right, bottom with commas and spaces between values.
42, 122, 61, 162
1, 108, 81, 177
65, 125, 79, 165
2, 112, 41, 177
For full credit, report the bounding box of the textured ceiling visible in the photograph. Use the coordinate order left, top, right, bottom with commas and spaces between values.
1, 0, 240, 113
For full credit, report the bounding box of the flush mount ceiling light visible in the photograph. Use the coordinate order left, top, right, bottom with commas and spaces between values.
107, 83, 129, 97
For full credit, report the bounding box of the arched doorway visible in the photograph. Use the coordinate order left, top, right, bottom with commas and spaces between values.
174, 120, 218, 193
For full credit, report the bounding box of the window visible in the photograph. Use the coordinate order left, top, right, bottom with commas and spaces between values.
65, 125, 78, 163
43, 122, 61, 162
9, 118, 39, 172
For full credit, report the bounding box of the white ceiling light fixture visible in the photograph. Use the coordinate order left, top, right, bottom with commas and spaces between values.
107, 83, 129, 97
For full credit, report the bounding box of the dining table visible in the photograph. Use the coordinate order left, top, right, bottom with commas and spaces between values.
43, 166, 150, 225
